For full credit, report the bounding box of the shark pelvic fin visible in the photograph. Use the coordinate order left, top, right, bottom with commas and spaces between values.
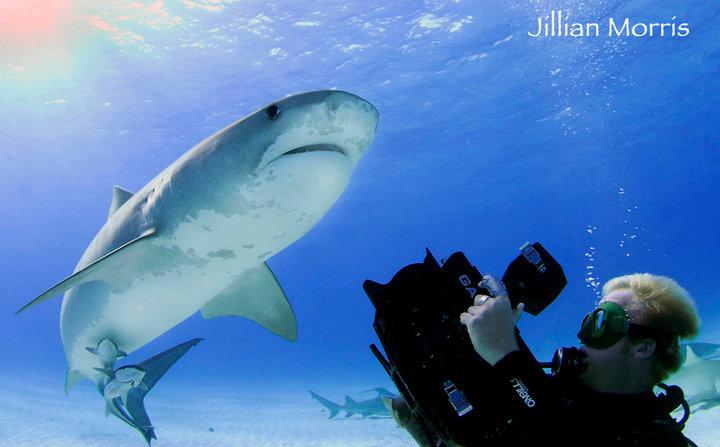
108, 185, 135, 219
201, 263, 298, 341
15, 228, 157, 315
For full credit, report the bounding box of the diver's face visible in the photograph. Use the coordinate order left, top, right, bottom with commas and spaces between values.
579, 289, 638, 388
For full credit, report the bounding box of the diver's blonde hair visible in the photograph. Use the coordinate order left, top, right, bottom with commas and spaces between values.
603, 273, 700, 382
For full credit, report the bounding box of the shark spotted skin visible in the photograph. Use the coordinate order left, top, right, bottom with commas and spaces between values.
17, 91, 379, 441
310, 388, 397, 418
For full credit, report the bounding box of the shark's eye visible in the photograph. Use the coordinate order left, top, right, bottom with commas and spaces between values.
266, 104, 280, 120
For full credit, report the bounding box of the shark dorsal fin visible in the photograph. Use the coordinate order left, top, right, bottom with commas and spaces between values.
345, 396, 356, 404
685, 345, 701, 366
108, 185, 135, 219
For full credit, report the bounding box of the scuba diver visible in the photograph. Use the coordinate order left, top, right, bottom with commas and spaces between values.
454, 272, 700, 446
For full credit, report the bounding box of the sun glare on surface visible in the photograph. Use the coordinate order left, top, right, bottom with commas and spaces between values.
0, 0, 73, 50
0, 0, 77, 81
0, 0, 235, 85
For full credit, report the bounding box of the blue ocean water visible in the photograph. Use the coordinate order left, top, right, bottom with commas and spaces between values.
1, 0, 718, 445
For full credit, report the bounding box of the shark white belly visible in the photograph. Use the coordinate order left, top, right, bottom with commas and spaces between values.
17, 90, 379, 443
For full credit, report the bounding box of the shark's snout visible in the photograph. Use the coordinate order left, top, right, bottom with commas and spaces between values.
257, 90, 379, 171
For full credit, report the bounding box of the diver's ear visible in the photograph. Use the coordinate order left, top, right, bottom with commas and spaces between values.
631, 338, 657, 359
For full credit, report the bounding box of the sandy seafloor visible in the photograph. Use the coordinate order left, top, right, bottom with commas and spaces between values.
0, 375, 416, 447
0, 375, 717, 447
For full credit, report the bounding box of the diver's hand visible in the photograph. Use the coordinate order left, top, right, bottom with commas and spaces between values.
460, 288, 524, 366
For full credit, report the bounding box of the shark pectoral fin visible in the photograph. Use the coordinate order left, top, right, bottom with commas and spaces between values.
201, 263, 298, 342
65, 369, 86, 395
15, 228, 157, 315
363, 387, 397, 397
108, 185, 135, 219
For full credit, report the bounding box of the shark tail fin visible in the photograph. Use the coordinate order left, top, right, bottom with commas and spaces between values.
309, 391, 341, 419
106, 397, 156, 445
114, 338, 202, 444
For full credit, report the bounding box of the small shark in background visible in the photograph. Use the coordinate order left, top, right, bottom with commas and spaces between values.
15, 90, 379, 443
667, 343, 720, 411
310, 388, 397, 419
681, 342, 720, 361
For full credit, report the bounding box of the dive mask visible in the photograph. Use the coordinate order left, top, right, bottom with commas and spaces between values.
578, 301, 668, 350
577, 301, 632, 349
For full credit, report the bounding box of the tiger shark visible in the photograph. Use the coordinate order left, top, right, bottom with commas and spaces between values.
16, 90, 380, 443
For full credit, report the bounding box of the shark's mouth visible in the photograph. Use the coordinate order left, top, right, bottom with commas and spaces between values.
259, 143, 349, 171
282, 144, 345, 157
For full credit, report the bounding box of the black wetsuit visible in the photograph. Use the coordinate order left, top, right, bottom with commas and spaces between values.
486, 350, 693, 447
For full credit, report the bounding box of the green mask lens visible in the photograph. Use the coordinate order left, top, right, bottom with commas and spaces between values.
577, 302, 631, 350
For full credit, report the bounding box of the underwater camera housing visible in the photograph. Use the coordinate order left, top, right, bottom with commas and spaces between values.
365, 242, 566, 446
